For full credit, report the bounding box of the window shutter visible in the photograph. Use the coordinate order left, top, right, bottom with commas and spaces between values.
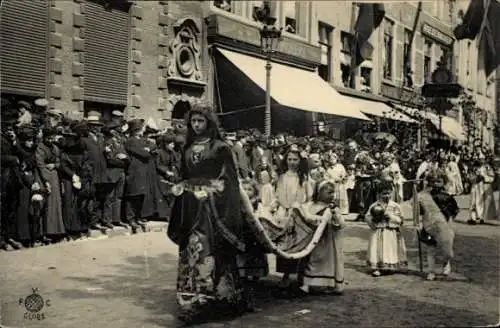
0, 0, 49, 97
84, 0, 130, 105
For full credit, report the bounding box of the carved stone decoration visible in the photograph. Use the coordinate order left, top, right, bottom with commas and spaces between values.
165, 93, 203, 114
167, 17, 203, 81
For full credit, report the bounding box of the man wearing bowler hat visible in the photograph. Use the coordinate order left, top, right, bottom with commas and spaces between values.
82, 111, 114, 230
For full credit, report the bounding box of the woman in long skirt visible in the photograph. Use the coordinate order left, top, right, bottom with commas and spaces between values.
36, 127, 65, 241
365, 180, 407, 277
167, 104, 252, 323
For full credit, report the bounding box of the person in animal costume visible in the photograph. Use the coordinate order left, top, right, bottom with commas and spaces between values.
417, 169, 459, 281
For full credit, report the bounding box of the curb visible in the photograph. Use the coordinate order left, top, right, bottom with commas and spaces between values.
1, 221, 169, 252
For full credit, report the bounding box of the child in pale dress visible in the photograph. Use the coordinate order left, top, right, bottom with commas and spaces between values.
294, 180, 345, 295
365, 180, 408, 277
274, 145, 309, 286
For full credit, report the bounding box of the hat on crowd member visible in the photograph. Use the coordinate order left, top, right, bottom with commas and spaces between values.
127, 118, 145, 134
34, 98, 49, 107
42, 126, 59, 138
71, 121, 89, 137
47, 109, 64, 118
17, 100, 32, 110
236, 130, 248, 139
225, 132, 237, 141
86, 111, 103, 125
17, 126, 36, 140
112, 110, 124, 117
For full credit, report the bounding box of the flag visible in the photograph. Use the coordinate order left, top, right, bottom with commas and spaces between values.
454, 0, 500, 77
353, 3, 385, 66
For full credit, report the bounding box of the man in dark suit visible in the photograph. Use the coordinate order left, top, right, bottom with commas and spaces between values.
103, 121, 129, 227
82, 112, 113, 230
232, 130, 251, 179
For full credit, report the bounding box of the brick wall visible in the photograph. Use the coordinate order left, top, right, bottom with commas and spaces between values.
32, 0, 207, 122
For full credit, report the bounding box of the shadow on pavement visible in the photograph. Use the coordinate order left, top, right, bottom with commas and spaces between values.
55, 224, 499, 327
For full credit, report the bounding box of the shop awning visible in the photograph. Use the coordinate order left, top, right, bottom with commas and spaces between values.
347, 97, 418, 123
217, 48, 371, 121
394, 104, 465, 141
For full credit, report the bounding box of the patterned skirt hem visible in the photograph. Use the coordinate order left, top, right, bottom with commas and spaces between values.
367, 260, 408, 270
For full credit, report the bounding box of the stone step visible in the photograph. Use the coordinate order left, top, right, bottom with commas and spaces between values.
86, 221, 169, 240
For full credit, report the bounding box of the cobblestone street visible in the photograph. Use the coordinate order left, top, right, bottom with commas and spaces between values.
0, 198, 498, 328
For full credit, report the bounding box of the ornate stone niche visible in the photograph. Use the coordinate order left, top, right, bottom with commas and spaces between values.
166, 17, 206, 89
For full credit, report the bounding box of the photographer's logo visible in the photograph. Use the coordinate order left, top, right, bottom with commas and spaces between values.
18, 288, 51, 321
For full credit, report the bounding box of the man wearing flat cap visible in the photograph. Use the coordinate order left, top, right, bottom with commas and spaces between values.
233, 130, 251, 179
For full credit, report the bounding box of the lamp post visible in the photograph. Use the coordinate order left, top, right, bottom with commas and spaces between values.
259, 17, 282, 137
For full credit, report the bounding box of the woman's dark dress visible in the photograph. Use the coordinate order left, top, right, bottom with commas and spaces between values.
168, 139, 247, 320
60, 139, 92, 234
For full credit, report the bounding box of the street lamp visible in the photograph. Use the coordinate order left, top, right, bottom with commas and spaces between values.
259, 17, 282, 137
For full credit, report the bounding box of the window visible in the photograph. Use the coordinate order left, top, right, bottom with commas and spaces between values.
340, 31, 354, 54
424, 39, 432, 83
360, 66, 372, 92
318, 22, 333, 82
214, 0, 232, 12
340, 31, 354, 87
383, 18, 394, 80
403, 28, 412, 87
283, 1, 297, 34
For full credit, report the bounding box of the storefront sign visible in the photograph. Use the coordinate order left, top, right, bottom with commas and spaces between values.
209, 14, 321, 64
421, 23, 454, 46
381, 82, 424, 107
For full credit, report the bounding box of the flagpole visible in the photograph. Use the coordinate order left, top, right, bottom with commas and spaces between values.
348, 3, 358, 89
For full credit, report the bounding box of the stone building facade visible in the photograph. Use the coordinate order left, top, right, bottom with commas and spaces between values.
0, 0, 209, 128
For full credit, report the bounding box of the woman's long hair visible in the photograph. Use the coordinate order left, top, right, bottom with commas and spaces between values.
184, 103, 223, 149
277, 146, 309, 186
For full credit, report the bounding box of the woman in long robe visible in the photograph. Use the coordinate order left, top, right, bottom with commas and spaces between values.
36, 127, 65, 240
167, 104, 251, 323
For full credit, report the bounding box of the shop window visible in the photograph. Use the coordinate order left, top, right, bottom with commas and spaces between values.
383, 18, 394, 80
424, 39, 432, 83
403, 28, 412, 87
214, 0, 232, 13
440, 46, 451, 70
360, 66, 372, 92
318, 22, 333, 82
283, 1, 297, 34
